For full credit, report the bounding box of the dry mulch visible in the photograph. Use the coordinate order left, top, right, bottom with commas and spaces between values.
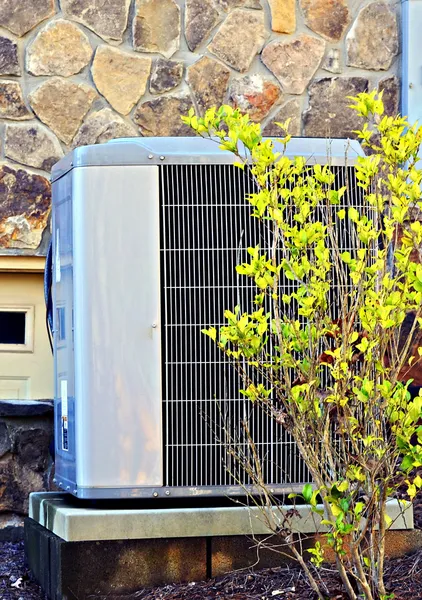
2, 540, 422, 600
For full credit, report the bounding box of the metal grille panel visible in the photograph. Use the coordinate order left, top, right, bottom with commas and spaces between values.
160, 163, 363, 492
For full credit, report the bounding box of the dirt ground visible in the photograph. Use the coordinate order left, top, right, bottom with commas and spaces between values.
1, 539, 422, 600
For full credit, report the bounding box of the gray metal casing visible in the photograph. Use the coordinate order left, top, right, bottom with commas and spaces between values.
51, 137, 364, 499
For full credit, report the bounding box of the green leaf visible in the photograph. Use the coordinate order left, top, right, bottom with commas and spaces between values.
302, 483, 313, 503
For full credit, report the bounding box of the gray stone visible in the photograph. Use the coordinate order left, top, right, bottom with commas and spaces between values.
0, 165, 51, 250
229, 74, 281, 122
263, 98, 301, 136
0, 514, 24, 541
303, 77, 368, 138
92, 46, 151, 115
29, 78, 97, 144
0, 0, 55, 37
133, 0, 181, 59
61, 0, 130, 43
300, 0, 350, 42
0, 400, 53, 418
185, 0, 221, 51
187, 57, 231, 115
208, 9, 268, 72
346, 2, 399, 71
322, 48, 342, 74
0, 456, 44, 513
0, 81, 31, 120
5, 123, 63, 171
261, 34, 326, 95
26, 19, 93, 77
378, 75, 400, 117
0, 422, 11, 457
134, 94, 195, 137
73, 108, 137, 148
14, 427, 51, 472
216, 0, 262, 9
0, 36, 20, 76
150, 59, 183, 95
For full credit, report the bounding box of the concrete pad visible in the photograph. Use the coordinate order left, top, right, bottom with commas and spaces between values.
29, 492, 413, 543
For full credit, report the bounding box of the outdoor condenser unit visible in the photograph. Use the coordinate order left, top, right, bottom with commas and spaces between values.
50, 137, 364, 499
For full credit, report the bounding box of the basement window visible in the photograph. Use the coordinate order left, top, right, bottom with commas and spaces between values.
0, 306, 34, 353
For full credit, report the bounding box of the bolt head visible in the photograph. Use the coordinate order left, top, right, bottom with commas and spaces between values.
153, 492, 159, 497
159, 156, 165, 160
165, 490, 170, 496
148, 154, 153, 159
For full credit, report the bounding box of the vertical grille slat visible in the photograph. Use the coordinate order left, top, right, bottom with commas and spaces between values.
160, 163, 363, 493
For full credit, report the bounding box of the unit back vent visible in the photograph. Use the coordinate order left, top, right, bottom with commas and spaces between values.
160, 163, 361, 493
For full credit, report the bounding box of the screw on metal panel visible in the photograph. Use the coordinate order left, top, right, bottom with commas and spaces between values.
159, 156, 165, 160
53, 478, 57, 484
152, 323, 157, 328
410, 83, 414, 89
148, 154, 154, 159
165, 490, 170, 496
73, 490, 78, 495
59, 482, 63, 488
66, 486, 70, 491
153, 492, 159, 497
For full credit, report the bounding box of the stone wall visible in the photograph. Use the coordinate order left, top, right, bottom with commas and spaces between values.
0, 0, 401, 255
0, 401, 54, 540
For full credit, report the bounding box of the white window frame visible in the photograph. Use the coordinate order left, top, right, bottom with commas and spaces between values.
0, 305, 35, 353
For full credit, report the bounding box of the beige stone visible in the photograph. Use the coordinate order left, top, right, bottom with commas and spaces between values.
134, 95, 195, 137
208, 9, 268, 73
61, 0, 131, 43
300, 0, 350, 42
92, 46, 151, 116
5, 123, 63, 170
29, 78, 97, 145
187, 57, 231, 115
27, 20, 92, 77
268, 0, 296, 33
261, 34, 326, 94
263, 99, 301, 136
0, 0, 55, 37
322, 48, 342, 74
0, 81, 31, 120
346, 2, 399, 71
230, 74, 281, 122
133, 0, 181, 59
185, 0, 221, 52
73, 108, 137, 148
378, 76, 400, 117
0, 164, 50, 250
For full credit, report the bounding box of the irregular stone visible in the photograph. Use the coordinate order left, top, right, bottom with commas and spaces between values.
0, 400, 53, 417
26, 19, 92, 77
230, 74, 281, 122
0, 164, 51, 250
268, 0, 296, 33
216, 0, 262, 10
0, 454, 45, 513
134, 95, 195, 137
346, 2, 398, 71
0, 36, 20, 75
0, 422, 10, 457
322, 48, 342, 74
262, 34, 326, 95
378, 75, 400, 117
150, 59, 183, 95
303, 77, 368, 138
73, 108, 137, 148
92, 46, 151, 115
133, 0, 181, 59
263, 98, 301, 136
0, 81, 31, 120
0, 0, 55, 37
61, 0, 130, 43
29, 78, 97, 145
5, 123, 63, 171
185, 0, 221, 51
300, 0, 350, 42
208, 9, 268, 72
14, 427, 51, 472
187, 57, 231, 115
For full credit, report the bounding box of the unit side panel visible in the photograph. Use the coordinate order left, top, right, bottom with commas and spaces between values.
52, 172, 77, 487
72, 165, 162, 489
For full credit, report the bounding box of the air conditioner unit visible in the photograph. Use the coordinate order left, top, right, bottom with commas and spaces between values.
50, 137, 364, 499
